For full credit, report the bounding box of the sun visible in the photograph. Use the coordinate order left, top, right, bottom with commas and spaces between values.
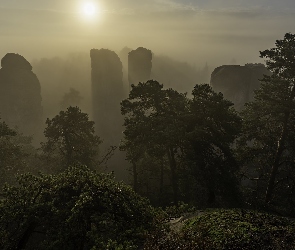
83, 3, 96, 16
81, 2, 100, 19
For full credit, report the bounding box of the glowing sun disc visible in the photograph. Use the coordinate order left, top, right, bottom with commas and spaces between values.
83, 3, 96, 16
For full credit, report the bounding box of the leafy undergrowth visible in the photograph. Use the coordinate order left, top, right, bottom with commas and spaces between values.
0, 166, 160, 250
144, 209, 295, 250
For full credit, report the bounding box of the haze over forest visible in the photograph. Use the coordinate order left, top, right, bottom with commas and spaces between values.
0, 0, 294, 179
1, 0, 295, 65
1, 0, 294, 120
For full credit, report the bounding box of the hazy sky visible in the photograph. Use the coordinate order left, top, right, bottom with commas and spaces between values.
1, 0, 295, 66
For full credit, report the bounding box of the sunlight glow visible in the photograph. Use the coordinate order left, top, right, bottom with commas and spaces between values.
83, 3, 96, 16
80, 2, 101, 20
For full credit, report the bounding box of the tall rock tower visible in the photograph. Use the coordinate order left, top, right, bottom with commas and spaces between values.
90, 49, 124, 145
128, 47, 152, 87
210, 63, 269, 110
0, 53, 43, 138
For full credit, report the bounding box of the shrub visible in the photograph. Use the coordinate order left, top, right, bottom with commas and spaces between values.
144, 209, 295, 250
0, 166, 158, 249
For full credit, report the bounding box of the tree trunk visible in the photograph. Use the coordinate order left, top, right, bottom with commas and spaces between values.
132, 160, 138, 192
158, 158, 164, 205
167, 147, 178, 204
265, 85, 295, 203
64, 133, 73, 166
17, 222, 37, 249
265, 116, 289, 203
207, 189, 216, 205
159, 159, 164, 195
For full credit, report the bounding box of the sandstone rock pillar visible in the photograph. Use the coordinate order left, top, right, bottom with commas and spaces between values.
128, 47, 152, 87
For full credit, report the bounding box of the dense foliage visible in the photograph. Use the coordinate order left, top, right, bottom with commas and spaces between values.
41, 106, 101, 171
145, 209, 295, 250
121, 81, 241, 206
120, 80, 189, 204
0, 166, 158, 249
0, 120, 34, 186
186, 84, 242, 206
238, 33, 295, 213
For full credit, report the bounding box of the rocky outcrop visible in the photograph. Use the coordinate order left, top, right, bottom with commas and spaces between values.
0, 53, 43, 137
128, 47, 152, 86
151, 56, 210, 93
90, 49, 124, 144
210, 63, 269, 110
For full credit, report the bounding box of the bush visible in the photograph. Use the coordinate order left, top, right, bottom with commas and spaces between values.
144, 209, 295, 250
0, 166, 158, 249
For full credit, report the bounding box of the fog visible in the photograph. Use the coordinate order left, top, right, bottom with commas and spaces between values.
1, 1, 294, 109
1, 1, 295, 67
31, 53, 92, 120
0, 0, 295, 180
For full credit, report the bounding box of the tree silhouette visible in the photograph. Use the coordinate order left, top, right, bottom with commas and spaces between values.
41, 107, 101, 171
121, 81, 241, 205
60, 88, 83, 110
239, 33, 295, 207
0, 166, 157, 249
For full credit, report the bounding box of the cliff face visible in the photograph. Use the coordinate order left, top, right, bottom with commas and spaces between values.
90, 49, 124, 144
0, 53, 43, 137
210, 63, 269, 110
128, 47, 152, 86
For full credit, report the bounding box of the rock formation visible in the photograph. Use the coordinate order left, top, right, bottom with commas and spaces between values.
151, 56, 210, 93
210, 63, 269, 110
128, 47, 152, 86
90, 49, 124, 145
0, 53, 43, 137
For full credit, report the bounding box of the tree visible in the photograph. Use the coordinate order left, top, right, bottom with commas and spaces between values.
0, 119, 34, 186
186, 84, 242, 205
239, 33, 295, 208
60, 88, 83, 110
41, 106, 101, 171
121, 81, 241, 206
121, 80, 189, 203
0, 119, 16, 137
0, 166, 158, 249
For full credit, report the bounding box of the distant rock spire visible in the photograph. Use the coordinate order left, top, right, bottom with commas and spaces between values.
210, 63, 269, 110
90, 48, 124, 145
128, 47, 152, 87
0, 53, 43, 138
